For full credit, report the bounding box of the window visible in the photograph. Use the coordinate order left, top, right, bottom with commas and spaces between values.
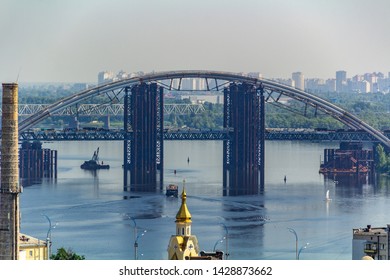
29, 250, 33, 257
182, 228, 184, 235
365, 243, 377, 250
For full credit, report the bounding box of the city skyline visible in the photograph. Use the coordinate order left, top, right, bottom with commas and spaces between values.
1, 0, 390, 83
96, 69, 390, 93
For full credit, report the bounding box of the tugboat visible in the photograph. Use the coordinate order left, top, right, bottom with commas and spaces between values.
80, 147, 110, 170
166, 184, 178, 197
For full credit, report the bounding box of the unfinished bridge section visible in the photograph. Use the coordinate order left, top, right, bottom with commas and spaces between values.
123, 83, 164, 192
223, 83, 265, 195
17, 70, 390, 195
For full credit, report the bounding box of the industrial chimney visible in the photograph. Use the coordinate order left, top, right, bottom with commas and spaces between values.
0, 83, 20, 260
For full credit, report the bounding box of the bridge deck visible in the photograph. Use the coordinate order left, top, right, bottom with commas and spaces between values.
19, 129, 385, 142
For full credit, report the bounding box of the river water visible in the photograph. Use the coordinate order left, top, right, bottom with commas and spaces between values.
19, 140, 390, 260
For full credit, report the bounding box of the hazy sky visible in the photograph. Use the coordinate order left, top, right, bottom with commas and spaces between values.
1, 0, 390, 83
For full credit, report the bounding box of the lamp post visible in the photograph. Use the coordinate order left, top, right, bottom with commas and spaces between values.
130, 217, 137, 246
42, 214, 57, 260
298, 243, 309, 260
220, 223, 229, 259
125, 215, 138, 259
213, 237, 226, 252
287, 228, 298, 260
134, 230, 146, 260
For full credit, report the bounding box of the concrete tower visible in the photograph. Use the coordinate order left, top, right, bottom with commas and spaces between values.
292, 72, 305, 90
167, 182, 200, 260
0, 83, 21, 260
336, 70, 347, 92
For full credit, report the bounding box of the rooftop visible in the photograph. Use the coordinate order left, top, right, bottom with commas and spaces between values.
19, 233, 47, 248
353, 225, 390, 236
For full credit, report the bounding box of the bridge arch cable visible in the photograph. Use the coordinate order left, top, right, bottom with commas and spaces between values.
18, 70, 390, 148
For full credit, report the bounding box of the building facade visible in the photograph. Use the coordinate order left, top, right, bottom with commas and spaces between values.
292, 72, 304, 90
352, 225, 390, 260
19, 234, 48, 260
98, 71, 115, 84
336, 70, 347, 92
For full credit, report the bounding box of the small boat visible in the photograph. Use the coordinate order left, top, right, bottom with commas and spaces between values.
166, 184, 178, 197
325, 189, 332, 202
80, 147, 110, 170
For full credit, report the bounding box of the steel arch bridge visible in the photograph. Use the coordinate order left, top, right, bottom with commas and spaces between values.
19, 70, 390, 148
17, 70, 390, 195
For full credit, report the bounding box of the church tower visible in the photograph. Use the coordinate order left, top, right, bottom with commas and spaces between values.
167, 182, 200, 260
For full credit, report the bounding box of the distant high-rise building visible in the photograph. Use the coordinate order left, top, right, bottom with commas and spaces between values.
326, 79, 336, 92
247, 72, 263, 79
292, 72, 304, 90
360, 80, 371, 93
336, 70, 347, 92
305, 78, 327, 93
274, 78, 294, 87
117, 70, 129, 80
98, 71, 114, 84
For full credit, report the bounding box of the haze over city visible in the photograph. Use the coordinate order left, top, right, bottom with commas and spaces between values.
1, 0, 390, 83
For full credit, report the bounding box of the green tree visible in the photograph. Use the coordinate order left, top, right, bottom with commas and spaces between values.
50, 247, 85, 260
375, 144, 389, 174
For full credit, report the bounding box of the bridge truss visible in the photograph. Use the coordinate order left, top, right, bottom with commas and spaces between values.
17, 103, 205, 116
19, 129, 385, 142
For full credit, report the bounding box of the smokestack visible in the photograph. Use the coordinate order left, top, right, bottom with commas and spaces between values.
0, 83, 20, 260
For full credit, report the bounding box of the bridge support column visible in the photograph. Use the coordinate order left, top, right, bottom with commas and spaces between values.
103, 115, 110, 130
223, 83, 264, 195
123, 83, 163, 192
259, 87, 265, 192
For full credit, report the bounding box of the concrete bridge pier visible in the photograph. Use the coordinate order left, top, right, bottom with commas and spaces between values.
103, 115, 110, 130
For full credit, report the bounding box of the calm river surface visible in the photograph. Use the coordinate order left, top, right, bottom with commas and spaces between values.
20, 140, 390, 260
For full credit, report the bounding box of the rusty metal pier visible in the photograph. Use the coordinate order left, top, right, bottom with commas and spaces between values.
19, 141, 57, 186
123, 83, 164, 192
223, 83, 265, 195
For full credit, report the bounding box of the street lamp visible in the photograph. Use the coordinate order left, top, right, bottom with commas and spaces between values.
287, 228, 298, 260
42, 214, 57, 260
125, 215, 138, 258
220, 223, 229, 259
298, 243, 309, 260
134, 230, 146, 260
213, 237, 226, 251
130, 217, 137, 245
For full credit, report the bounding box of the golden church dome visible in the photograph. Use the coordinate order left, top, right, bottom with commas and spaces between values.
175, 188, 192, 223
